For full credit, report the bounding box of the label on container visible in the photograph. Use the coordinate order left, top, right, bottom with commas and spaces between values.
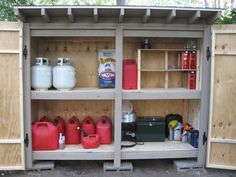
98, 50, 115, 88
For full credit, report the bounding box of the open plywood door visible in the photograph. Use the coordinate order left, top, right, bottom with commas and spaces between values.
207, 25, 236, 170
0, 22, 24, 170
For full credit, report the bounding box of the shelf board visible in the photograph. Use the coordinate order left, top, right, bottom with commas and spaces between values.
140, 69, 197, 72
139, 49, 196, 52
33, 144, 114, 160
123, 88, 201, 100
121, 141, 198, 160
31, 88, 115, 100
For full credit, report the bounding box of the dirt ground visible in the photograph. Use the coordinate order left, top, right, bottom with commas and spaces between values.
2, 160, 236, 177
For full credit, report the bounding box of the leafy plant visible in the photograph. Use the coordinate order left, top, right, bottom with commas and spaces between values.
0, 0, 34, 21
216, 9, 236, 24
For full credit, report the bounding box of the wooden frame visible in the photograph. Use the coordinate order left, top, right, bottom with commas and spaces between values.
137, 49, 200, 90
207, 26, 236, 170
6, 5, 224, 171
0, 22, 24, 170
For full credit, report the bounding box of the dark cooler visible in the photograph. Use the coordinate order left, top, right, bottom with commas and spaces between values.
136, 117, 165, 142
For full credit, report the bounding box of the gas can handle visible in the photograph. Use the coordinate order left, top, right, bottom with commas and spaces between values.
35, 122, 49, 127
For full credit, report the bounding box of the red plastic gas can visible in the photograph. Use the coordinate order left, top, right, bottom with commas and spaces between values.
65, 116, 81, 144
181, 51, 189, 69
96, 116, 112, 144
82, 116, 95, 135
82, 134, 100, 149
39, 116, 51, 122
189, 51, 197, 69
32, 122, 58, 150
123, 59, 137, 89
53, 116, 65, 134
188, 71, 196, 89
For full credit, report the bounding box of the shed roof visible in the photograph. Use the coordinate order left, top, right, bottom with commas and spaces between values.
14, 5, 222, 24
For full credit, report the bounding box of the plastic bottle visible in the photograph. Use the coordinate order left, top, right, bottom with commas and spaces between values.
59, 133, 65, 149
174, 122, 182, 141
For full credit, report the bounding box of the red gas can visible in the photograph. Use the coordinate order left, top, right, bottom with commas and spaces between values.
123, 59, 137, 89
32, 122, 58, 150
188, 71, 196, 89
82, 134, 100, 149
96, 116, 112, 144
65, 116, 81, 144
39, 116, 51, 122
53, 116, 65, 134
189, 51, 197, 69
181, 51, 189, 69
82, 116, 95, 135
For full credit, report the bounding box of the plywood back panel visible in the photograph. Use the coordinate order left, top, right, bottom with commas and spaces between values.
131, 100, 187, 119
141, 51, 165, 69
207, 25, 236, 170
141, 72, 165, 88
33, 37, 115, 88
34, 100, 114, 123
0, 22, 24, 170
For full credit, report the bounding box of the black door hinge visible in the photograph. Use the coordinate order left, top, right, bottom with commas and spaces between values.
203, 132, 207, 145
207, 46, 211, 61
24, 133, 29, 147
23, 45, 28, 60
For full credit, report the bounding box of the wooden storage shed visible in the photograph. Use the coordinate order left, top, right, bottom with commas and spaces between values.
0, 5, 235, 171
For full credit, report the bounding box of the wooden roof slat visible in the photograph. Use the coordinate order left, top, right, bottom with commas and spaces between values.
14, 9, 26, 22
94, 8, 98, 22
143, 9, 151, 23
67, 8, 74, 22
189, 10, 201, 24
119, 8, 124, 23
41, 8, 50, 22
166, 10, 176, 24
13, 6, 222, 25
208, 11, 222, 24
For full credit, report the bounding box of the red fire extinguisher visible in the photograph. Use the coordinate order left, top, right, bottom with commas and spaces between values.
181, 51, 189, 69
189, 51, 197, 69
188, 71, 196, 89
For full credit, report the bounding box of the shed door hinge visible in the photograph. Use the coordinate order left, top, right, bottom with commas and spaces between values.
23, 45, 28, 60
207, 46, 211, 61
203, 132, 207, 145
24, 133, 29, 147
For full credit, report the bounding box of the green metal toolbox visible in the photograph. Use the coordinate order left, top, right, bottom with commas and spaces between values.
136, 117, 165, 142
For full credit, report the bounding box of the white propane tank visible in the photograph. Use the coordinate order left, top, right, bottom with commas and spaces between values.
53, 58, 76, 91
31, 57, 52, 91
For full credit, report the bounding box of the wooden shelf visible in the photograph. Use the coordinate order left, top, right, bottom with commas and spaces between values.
123, 88, 201, 100
121, 141, 198, 160
139, 49, 196, 52
31, 88, 115, 100
141, 69, 197, 72
33, 144, 114, 160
